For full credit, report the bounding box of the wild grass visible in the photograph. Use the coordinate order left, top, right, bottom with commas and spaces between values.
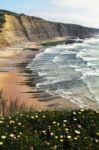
0, 91, 31, 116
0, 91, 99, 149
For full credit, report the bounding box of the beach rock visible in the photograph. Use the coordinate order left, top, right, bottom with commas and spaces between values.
65, 38, 83, 45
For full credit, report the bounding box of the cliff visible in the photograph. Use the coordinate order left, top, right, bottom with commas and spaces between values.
0, 10, 99, 47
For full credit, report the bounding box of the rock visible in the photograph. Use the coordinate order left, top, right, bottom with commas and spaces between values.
65, 38, 83, 45
0, 10, 99, 47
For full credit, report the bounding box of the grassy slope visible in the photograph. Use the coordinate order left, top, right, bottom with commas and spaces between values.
0, 109, 99, 150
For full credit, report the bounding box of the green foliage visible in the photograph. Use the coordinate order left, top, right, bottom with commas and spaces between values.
0, 14, 5, 28
0, 9, 18, 16
0, 109, 99, 149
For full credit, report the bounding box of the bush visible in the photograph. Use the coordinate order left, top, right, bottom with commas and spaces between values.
0, 109, 99, 149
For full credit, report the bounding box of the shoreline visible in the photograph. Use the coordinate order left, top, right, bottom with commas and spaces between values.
0, 40, 79, 111
0, 39, 99, 111
0, 42, 48, 110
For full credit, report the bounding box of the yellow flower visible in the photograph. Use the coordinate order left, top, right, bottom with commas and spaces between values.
0, 142, 3, 145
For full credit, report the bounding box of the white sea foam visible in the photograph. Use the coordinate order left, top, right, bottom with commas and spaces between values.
28, 36, 99, 107
38, 71, 48, 77
34, 52, 44, 60
53, 56, 62, 63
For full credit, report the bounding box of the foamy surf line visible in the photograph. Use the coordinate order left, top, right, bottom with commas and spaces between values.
27, 36, 99, 108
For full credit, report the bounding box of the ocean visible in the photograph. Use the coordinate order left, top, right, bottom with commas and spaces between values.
27, 37, 99, 108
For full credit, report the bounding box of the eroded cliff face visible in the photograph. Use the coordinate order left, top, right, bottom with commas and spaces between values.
0, 10, 99, 47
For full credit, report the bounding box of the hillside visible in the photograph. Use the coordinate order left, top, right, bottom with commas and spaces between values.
0, 9, 99, 47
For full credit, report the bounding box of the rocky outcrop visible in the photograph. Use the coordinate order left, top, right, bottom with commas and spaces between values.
0, 10, 99, 47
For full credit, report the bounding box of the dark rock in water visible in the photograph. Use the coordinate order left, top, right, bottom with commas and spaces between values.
23, 48, 39, 51
65, 38, 83, 45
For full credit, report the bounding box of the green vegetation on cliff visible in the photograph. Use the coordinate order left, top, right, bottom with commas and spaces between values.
0, 14, 5, 28
0, 109, 99, 150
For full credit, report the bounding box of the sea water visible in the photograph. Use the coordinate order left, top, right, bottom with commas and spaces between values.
27, 36, 99, 108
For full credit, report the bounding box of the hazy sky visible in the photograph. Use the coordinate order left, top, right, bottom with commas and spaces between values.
0, 0, 99, 28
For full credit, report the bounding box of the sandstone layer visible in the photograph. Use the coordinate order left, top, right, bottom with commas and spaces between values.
0, 10, 99, 47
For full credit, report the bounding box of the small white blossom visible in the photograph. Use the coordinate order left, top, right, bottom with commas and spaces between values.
67, 135, 71, 139
1, 136, 6, 139
10, 120, 15, 124
31, 116, 34, 119
63, 120, 67, 123
75, 130, 80, 134
50, 132, 54, 136
42, 115, 46, 118
73, 112, 76, 115
0, 142, 3, 145
9, 134, 14, 137
74, 137, 78, 140
0, 121, 3, 124
18, 123, 22, 126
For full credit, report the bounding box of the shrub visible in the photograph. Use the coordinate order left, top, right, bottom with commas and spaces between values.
0, 109, 99, 149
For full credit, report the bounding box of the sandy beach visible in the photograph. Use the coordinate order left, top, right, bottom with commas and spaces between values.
0, 42, 48, 110
0, 41, 80, 111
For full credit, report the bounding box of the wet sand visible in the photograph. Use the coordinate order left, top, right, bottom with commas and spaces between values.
0, 43, 47, 110
0, 42, 79, 110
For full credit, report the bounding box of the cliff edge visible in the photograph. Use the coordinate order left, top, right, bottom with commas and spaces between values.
0, 10, 99, 47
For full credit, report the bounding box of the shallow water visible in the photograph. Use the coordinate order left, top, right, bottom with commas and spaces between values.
27, 36, 99, 108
